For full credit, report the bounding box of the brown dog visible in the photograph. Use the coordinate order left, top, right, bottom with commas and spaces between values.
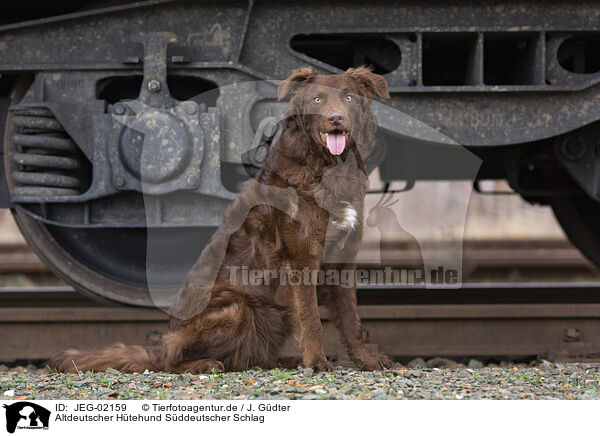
50, 66, 392, 373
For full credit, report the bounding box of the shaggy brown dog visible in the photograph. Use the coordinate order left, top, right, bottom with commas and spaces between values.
50, 66, 392, 373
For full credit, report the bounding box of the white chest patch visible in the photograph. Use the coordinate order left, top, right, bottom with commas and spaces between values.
333, 203, 358, 230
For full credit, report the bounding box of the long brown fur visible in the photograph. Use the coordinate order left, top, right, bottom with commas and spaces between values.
50, 66, 393, 374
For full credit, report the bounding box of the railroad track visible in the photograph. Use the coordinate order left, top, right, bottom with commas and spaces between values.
2, 284, 600, 364
1, 240, 599, 287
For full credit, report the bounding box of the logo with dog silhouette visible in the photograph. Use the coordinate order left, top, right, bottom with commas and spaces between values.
2, 402, 50, 434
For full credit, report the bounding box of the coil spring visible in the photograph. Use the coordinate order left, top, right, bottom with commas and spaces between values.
10, 107, 83, 197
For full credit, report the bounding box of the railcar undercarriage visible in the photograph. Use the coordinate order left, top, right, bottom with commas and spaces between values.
0, 0, 599, 305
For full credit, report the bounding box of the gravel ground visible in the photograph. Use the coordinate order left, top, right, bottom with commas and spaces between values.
2, 360, 600, 400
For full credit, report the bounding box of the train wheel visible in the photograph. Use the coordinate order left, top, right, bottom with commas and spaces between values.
551, 189, 600, 268
4, 76, 222, 307
12, 209, 217, 306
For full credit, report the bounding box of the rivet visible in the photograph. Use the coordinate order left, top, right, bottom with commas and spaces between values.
113, 103, 125, 115
184, 102, 197, 115
263, 120, 277, 138
147, 79, 161, 93
560, 135, 586, 161
187, 175, 199, 187
114, 176, 126, 188
254, 145, 269, 163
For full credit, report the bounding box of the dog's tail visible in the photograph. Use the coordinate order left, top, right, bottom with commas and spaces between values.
49, 344, 161, 373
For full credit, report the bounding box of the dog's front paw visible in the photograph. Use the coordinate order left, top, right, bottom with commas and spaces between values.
353, 353, 393, 371
305, 357, 334, 373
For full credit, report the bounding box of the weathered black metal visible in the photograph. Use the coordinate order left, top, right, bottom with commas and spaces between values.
1, 2, 599, 148
0, 1, 599, 304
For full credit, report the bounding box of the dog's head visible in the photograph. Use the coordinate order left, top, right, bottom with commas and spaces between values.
278, 66, 389, 158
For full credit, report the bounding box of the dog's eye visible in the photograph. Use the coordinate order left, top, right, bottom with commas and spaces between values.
314, 96, 321, 103
345, 95, 352, 102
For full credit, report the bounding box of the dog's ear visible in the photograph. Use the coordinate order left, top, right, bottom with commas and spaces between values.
347, 66, 390, 100
278, 67, 318, 101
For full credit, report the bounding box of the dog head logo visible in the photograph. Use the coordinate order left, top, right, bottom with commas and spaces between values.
3, 402, 50, 434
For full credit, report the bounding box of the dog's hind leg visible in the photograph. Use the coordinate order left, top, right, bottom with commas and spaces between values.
154, 330, 223, 373
163, 289, 289, 372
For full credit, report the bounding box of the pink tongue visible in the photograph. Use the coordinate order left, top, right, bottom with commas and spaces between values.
326, 133, 346, 155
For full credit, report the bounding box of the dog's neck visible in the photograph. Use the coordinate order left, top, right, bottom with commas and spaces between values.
258, 115, 370, 204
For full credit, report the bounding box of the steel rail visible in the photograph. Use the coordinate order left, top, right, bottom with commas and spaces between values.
2, 284, 600, 364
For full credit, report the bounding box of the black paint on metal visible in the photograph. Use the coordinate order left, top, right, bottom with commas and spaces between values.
0, 1, 599, 303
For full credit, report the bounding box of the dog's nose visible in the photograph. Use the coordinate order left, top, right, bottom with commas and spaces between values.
328, 112, 344, 124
